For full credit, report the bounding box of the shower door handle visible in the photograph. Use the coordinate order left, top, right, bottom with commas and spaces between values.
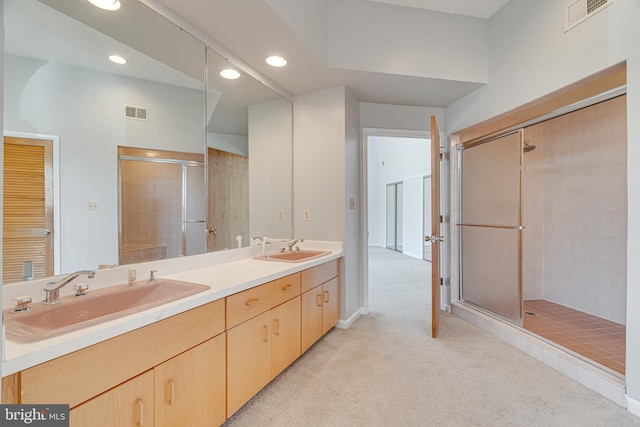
425, 235, 444, 243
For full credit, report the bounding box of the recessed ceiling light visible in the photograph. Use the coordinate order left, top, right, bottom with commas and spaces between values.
109, 55, 127, 65
220, 68, 240, 80
88, 0, 121, 11
266, 56, 287, 67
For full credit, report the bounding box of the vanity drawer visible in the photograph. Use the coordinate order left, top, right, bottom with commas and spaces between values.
301, 259, 339, 293
18, 299, 225, 408
226, 273, 301, 329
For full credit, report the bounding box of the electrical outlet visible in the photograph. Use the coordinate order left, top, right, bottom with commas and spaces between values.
303, 209, 311, 221
277, 209, 284, 221
87, 201, 99, 211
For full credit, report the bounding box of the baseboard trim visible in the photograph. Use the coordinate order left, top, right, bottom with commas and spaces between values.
627, 396, 640, 416
336, 308, 362, 329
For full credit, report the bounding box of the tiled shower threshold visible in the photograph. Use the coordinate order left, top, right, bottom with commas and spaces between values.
523, 300, 625, 375
451, 301, 626, 408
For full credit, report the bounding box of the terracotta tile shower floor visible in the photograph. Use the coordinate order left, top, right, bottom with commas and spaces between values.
523, 300, 625, 375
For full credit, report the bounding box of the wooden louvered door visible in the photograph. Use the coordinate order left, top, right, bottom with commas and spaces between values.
206, 147, 248, 252
3, 136, 54, 283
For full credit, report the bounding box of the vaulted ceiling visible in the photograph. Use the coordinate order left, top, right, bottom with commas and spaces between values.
156, 0, 511, 107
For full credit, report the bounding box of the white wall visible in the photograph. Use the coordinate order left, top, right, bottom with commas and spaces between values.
402, 176, 424, 259
293, 87, 348, 316
360, 102, 444, 131
326, 0, 488, 83
248, 98, 293, 240
207, 132, 247, 156
293, 87, 345, 242
366, 136, 430, 252
5, 55, 204, 273
345, 88, 363, 316
444, 0, 640, 410
446, 0, 630, 132
627, 54, 640, 415
293, 86, 362, 322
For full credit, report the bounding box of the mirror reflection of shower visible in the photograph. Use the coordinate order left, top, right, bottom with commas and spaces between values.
523, 139, 536, 153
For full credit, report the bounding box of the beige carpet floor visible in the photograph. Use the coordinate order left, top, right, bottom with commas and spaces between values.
223, 247, 640, 426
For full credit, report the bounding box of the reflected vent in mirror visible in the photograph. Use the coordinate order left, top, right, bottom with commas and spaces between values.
124, 105, 148, 121
565, 0, 612, 32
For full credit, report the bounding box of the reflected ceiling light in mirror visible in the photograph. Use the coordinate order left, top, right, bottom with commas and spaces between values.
220, 68, 240, 79
266, 56, 287, 67
88, 0, 121, 11
109, 55, 127, 65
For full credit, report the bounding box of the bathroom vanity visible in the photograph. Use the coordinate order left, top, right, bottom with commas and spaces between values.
1, 244, 342, 426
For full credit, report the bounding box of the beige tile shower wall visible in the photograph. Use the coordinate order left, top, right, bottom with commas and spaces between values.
541, 96, 627, 324
522, 124, 544, 299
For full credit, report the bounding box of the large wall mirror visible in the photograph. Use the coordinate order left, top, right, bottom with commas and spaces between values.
3, 0, 293, 284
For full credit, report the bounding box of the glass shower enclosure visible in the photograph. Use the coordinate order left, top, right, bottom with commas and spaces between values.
459, 130, 523, 324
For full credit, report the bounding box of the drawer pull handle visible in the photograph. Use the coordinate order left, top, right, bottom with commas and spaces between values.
316, 294, 323, 307
324, 290, 330, 303
245, 297, 259, 305
263, 325, 269, 342
166, 380, 175, 405
273, 318, 280, 335
135, 399, 145, 426
282, 283, 293, 290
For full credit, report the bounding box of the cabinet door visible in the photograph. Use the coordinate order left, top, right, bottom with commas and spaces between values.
154, 334, 226, 427
322, 278, 340, 335
70, 370, 154, 427
271, 296, 301, 377
301, 285, 323, 353
227, 310, 271, 417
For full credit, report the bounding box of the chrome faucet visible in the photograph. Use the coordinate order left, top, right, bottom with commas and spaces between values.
43, 270, 95, 304
287, 238, 304, 252
253, 236, 269, 258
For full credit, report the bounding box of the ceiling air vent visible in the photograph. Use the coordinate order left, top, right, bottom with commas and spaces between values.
124, 105, 148, 121
565, 0, 612, 32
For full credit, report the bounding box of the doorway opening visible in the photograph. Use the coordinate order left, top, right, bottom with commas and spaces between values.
362, 129, 432, 315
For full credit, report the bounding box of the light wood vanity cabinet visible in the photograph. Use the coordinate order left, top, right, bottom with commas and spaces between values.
301, 260, 340, 352
71, 335, 226, 427
70, 370, 155, 427
226, 273, 301, 417
4, 299, 227, 427
2, 258, 341, 426
153, 334, 226, 426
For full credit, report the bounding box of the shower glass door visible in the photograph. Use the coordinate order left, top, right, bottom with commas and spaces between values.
459, 131, 523, 324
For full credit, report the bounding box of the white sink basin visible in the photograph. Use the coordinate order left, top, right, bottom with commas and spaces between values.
4, 279, 210, 343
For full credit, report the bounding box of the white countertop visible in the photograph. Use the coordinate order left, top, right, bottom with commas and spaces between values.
1, 241, 343, 376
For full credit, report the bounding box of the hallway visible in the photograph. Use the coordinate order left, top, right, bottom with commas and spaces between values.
224, 248, 639, 426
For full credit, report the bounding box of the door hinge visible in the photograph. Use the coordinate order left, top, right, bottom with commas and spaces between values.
440, 278, 443, 286
440, 215, 443, 223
